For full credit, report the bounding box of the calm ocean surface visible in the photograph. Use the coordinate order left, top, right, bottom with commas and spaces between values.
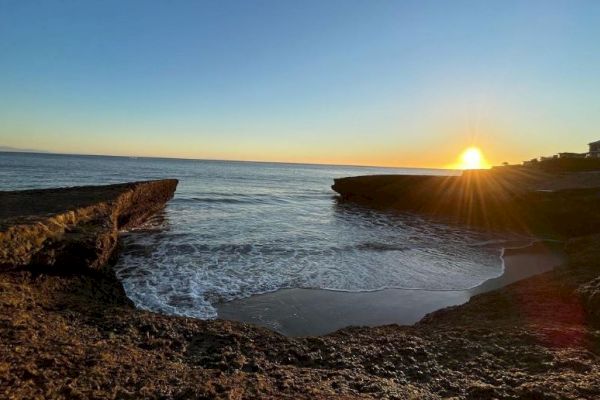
1, 152, 515, 319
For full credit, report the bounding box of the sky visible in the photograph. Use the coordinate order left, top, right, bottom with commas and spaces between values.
1, 0, 599, 168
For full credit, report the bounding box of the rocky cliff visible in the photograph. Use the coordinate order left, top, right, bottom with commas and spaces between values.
0, 180, 178, 273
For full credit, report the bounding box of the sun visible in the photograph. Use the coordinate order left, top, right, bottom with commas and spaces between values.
456, 147, 490, 170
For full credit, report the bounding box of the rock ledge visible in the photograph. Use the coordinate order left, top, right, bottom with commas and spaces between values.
0, 180, 178, 272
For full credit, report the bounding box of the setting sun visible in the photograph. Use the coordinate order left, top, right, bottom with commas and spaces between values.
456, 147, 490, 170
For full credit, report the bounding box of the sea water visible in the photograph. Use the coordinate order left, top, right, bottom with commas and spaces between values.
1, 152, 515, 319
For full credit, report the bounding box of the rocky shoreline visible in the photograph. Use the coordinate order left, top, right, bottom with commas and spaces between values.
2, 177, 600, 399
332, 169, 600, 236
0, 180, 179, 273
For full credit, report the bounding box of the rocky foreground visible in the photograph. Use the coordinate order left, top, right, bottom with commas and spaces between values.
2, 177, 600, 399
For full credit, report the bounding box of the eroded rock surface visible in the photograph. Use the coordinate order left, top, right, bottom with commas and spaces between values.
0, 180, 178, 272
1, 179, 600, 399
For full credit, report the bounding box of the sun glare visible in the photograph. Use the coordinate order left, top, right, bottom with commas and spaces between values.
457, 147, 489, 170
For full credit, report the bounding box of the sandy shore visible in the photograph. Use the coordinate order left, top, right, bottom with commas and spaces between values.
217, 241, 566, 336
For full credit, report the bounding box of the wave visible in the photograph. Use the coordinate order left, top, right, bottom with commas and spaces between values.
353, 242, 412, 252
173, 195, 302, 205
115, 231, 505, 320
120, 238, 420, 258
178, 197, 258, 204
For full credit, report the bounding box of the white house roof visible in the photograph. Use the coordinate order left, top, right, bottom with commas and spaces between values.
590, 140, 600, 145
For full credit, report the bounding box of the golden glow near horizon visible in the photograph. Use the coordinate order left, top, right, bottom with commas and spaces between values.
454, 147, 490, 170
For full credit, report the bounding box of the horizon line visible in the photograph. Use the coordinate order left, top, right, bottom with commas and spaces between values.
0, 148, 464, 171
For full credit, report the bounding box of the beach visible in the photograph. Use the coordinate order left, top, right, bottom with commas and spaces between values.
218, 241, 566, 335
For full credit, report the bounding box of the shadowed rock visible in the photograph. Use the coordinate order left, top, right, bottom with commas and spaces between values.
332, 169, 600, 236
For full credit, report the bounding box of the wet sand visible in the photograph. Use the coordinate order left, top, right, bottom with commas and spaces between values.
217, 241, 566, 336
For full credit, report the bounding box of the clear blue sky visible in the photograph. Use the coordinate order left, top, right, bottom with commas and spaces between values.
1, 0, 599, 167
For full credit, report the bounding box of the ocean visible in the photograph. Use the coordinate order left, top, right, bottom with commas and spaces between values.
1, 152, 513, 320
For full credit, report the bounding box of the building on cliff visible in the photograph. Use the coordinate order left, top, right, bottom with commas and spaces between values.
558, 152, 587, 159
589, 140, 600, 158
523, 140, 600, 166
519, 140, 600, 170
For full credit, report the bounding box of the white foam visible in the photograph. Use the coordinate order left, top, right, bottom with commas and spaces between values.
114, 211, 512, 320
